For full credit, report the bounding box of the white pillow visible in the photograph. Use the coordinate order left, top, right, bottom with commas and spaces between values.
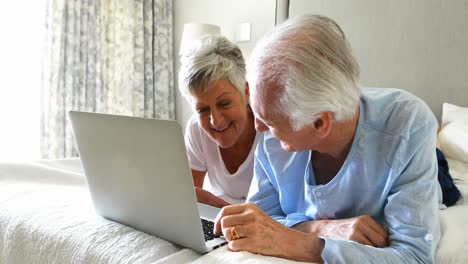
441, 103, 468, 127
438, 103, 468, 164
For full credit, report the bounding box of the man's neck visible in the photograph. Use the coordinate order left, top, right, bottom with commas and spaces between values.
320, 107, 360, 163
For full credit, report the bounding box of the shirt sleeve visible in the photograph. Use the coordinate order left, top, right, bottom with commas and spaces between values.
184, 115, 207, 172
321, 121, 440, 264
247, 134, 287, 223
247, 134, 313, 227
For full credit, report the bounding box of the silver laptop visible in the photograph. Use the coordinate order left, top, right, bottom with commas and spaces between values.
69, 111, 226, 253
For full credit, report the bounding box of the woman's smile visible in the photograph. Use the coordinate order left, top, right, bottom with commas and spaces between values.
211, 122, 232, 133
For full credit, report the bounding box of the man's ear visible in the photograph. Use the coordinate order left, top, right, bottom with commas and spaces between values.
244, 82, 250, 103
314, 112, 333, 138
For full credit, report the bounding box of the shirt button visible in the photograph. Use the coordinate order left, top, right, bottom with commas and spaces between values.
316, 191, 322, 197
424, 233, 433, 241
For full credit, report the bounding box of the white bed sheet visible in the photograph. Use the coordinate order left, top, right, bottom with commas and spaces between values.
1, 158, 467, 263
436, 158, 468, 263
0, 159, 306, 264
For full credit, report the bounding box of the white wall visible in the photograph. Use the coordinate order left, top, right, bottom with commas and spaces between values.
289, 0, 468, 120
173, 0, 277, 130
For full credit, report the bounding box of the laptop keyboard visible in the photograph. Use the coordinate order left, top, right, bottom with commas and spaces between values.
201, 219, 216, 241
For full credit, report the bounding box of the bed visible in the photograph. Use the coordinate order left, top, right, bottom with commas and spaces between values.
1, 103, 468, 263
1, 151, 467, 263
0, 158, 305, 264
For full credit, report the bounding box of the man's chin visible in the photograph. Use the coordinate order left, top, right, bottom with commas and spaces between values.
280, 142, 296, 152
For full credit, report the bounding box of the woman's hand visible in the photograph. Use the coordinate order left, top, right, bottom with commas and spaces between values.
194, 187, 230, 208
293, 215, 389, 248
214, 203, 324, 263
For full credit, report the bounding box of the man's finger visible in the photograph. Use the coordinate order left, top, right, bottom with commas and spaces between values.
363, 216, 388, 239
214, 203, 247, 235
220, 212, 255, 229
350, 231, 374, 246
228, 237, 256, 253
358, 222, 388, 248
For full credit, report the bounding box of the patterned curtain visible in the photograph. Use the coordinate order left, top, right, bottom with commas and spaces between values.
41, 0, 174, 159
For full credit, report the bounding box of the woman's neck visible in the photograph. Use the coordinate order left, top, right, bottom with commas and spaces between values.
231, 106, 257, 153
219, 107, 257, 174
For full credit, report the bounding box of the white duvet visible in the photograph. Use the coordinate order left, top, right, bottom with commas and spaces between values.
1, 158, 467, 263
435, 158, 468, 264
0, 159, 306, 264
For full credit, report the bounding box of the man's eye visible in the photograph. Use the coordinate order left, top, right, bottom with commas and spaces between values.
219, 101, 231, 107
197, 108, 209, 113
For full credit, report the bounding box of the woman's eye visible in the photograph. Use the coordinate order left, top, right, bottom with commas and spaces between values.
219, 101, 231, 107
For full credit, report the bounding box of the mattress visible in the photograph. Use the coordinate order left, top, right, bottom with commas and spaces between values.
0, 158, 466, 263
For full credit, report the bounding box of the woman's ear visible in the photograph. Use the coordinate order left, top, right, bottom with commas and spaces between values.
244, 82, 250, 104
314, 112, 333, 138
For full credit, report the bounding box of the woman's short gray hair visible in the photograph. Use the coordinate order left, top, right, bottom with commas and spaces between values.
178, 35, 246, 101
247, 14, 361, 131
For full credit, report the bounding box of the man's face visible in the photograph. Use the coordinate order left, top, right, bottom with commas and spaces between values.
250, 84, 320, 152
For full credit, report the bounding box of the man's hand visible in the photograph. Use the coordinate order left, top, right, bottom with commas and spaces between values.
214, 203, 324, 263
194, 187, 230, 208
293, 215, 389, 248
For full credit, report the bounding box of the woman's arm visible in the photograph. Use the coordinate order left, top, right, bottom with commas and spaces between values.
191, 169, 206, 188
195, 187, 230, 208
191, 169, 230, 208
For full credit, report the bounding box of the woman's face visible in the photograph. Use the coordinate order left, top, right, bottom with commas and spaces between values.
191, 79, 250, 149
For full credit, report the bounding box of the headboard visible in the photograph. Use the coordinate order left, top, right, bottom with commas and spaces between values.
279, 0, 468, 121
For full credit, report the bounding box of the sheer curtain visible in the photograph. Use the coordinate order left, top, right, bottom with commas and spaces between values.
0, 2, 46, 161
41, 0, 175, 159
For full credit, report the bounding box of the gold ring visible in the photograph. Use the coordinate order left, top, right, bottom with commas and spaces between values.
231, 226, 240, 240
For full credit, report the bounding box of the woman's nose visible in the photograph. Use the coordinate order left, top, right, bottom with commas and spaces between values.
209, 110, 224, 127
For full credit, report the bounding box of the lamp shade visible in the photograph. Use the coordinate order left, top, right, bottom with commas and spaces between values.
179, 23, 221, 55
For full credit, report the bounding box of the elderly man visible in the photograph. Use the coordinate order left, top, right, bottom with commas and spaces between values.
213, 14, 440, 263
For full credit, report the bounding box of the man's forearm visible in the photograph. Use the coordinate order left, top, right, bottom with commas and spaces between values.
281, 228, 325, 263
292, 216, 389, 248
293, 220, 328, 236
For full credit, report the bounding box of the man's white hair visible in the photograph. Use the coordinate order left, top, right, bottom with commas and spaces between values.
179, 35, 246, 101
247, 14, 361, 131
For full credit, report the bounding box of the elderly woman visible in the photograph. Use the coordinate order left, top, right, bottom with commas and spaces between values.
178, 35, 260, 208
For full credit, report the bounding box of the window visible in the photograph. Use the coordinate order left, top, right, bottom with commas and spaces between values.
0, 2, 46, 161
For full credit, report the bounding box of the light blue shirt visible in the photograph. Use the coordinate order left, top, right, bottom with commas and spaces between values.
248, 88, 440, 263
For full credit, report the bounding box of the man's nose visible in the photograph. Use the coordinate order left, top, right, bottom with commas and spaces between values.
255, 118, 269, 132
